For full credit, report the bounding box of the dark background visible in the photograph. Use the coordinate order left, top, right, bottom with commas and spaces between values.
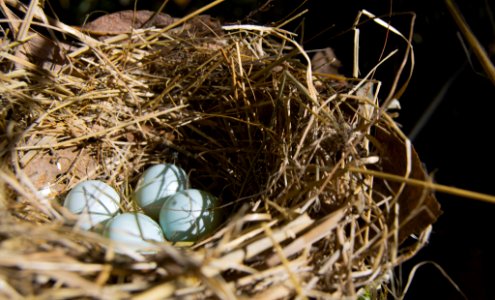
42, 0, 495, 298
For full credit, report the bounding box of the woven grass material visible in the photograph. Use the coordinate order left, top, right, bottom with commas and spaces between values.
0, 1, 441, 299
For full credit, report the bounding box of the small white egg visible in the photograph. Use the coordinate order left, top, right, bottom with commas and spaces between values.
104, 212, 164, 254
64, 180, 120, 230
159, 189, 220, 242
134, 163, 189, 219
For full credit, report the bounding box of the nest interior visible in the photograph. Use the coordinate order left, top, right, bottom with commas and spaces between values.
0, 2, 441, 299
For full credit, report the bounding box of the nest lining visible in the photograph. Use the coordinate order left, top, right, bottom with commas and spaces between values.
0, 2, 441, 299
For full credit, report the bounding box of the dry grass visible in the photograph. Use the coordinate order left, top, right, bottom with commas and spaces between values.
0, 1, 447, 299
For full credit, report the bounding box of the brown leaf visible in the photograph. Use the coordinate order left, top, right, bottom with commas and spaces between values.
1, 9, 70, 71
80, 10, 223, 38
17, 33, 70, 71
374, 126, 442, 243
311, 47, 342, 75
20, 136, 99, 197
81, 10, 175, 35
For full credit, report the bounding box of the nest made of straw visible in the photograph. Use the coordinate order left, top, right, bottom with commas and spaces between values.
0, 1, 441, 299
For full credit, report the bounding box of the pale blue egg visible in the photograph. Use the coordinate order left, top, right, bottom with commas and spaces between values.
64, 180, 120, 230
159, 189, 220, 242
104, 212, 165, 254
134, 164, 189, 220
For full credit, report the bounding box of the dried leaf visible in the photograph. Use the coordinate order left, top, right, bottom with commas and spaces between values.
374, 126, 442, 243
311, 47, 342, 75
20, 136, 99, 197
81, 10, 174, 35
17, 33, 70, 71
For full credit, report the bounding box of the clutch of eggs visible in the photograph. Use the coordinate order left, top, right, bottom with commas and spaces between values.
63, 163, 221, 254
63, 180, 120, 230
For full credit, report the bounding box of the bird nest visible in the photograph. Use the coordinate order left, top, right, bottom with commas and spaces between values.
0, 1, 441, 299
